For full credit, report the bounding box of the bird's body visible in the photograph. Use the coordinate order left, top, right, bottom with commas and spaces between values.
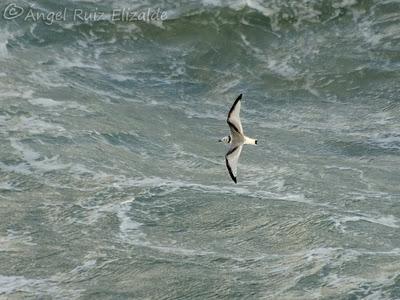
220, 135, 257, 145
219, 94, 257, 183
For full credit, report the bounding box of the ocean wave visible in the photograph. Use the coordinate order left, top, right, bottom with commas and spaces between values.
368, 133, 400, 150
3, 0, 392, 34
0, 274, 82, 299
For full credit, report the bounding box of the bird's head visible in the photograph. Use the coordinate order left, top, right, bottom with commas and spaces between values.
218, 136, 231, 144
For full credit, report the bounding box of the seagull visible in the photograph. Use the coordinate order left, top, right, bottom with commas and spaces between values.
219, 94, 257, 183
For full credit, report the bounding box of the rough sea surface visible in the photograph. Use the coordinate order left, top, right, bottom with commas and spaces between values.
1, 0, 400, 299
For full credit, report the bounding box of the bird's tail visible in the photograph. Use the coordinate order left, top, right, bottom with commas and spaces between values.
244, 137, 257, 145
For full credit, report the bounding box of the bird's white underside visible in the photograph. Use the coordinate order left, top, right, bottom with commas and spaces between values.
224, 94, 257, 183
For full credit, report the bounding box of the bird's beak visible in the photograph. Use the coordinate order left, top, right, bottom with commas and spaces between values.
218, 139, 222, 142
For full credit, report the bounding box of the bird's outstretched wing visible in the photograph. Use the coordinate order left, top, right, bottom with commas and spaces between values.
227, 94, 243, 136
225, 144, 243, 184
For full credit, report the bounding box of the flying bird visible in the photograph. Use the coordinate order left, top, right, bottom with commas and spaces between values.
219, 94, 257, 183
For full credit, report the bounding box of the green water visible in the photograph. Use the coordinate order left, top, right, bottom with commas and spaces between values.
0, 0, 400, 299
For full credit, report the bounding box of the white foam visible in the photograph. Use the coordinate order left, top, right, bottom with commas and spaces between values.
0, 89, 34, 101
0, 273, 83, 298
28, 98, 63, 107
108, 73, 134, 82
12, 116, 66, 135
55, 51, 101, 70
0, 181, 18, 191
293, 246, 398, 297
332, 0, 358, 8
76, 197, 145, 243
148, 244, 215, 257
8, 139, 71, 174
303, 247, 342, 263
267, 58, 299, 79
108, 196, 215, 256
28, 71, 65, 88
0, 235, 19, 252
245, 0, 276, 18
29, 23, 45, 44
0, 161, 31, 175
0, 30, 12, 57
69, 164, 98, 177
117, 199, 142, 237
28, 97, 90, 112
69, 259, 97, 274
0, 230, 37, 251
108, 175, 312, 209
330, 211, 399, 233
304, 77, 320, 97
342, 214, 399, 228
11, 138, 40, 161
0, 275, 41, 295
239, 31, 299, 79
183, 108, 226, 120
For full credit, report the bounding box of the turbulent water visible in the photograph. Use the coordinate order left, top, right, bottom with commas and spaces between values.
0, 0, 400, 299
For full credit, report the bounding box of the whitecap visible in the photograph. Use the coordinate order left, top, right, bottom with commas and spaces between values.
28, 97, 91, 112
8, 139, 71, 174
0, 275, 53, 295
69, 259, 97, 274
266, 58, 299, 79
117, 198, 143, 238
12, 116, 66, 135
0, 30, 11, 57
28, 98, 63, 107
342, 214, 399, 228
0, 274, 82, 298
0, 181, 18, 191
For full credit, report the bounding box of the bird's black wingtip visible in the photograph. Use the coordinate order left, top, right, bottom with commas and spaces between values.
226, 158, 238, 184
228, 94, 243, 119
